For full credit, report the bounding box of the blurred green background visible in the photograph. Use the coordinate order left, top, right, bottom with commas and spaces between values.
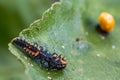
0, 0, 58, 80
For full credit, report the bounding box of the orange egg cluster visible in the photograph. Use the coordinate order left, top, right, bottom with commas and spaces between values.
98, 12, 115, 32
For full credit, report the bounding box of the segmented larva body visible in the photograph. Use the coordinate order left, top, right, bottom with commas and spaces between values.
12, 38, 67, 70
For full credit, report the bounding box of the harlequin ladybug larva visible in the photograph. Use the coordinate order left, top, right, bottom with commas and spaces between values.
12, 38, 67, 70
98, 12, 115, 32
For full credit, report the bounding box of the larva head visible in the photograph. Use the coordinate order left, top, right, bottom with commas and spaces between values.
51, 53, 67, 70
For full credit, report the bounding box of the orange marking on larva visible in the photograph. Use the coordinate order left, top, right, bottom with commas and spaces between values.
24, 47, 29, 52
24, 47, 31, 54
31, 52, 39, 56
23, 47, 39, 56
31, 52, 35, 55
60, 59, 67, 65
34, 47, 41, 56
34, 51, 39, 56
28, 50, 32, 54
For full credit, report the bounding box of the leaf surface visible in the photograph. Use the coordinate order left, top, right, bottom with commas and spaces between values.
9, 0, 120, 80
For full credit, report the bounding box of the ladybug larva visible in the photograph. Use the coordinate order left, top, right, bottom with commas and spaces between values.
12, 38, 67, 70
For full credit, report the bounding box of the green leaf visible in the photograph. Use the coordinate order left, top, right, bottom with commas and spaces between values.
9, 0, 120, 80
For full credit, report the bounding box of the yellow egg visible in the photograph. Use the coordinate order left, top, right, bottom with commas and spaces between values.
98, 12, 115, 32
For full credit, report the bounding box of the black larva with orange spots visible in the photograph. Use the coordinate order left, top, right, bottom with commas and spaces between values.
12, 38, 67, 70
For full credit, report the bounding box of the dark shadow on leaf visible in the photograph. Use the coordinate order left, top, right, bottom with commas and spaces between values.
96, 24, 109, 37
